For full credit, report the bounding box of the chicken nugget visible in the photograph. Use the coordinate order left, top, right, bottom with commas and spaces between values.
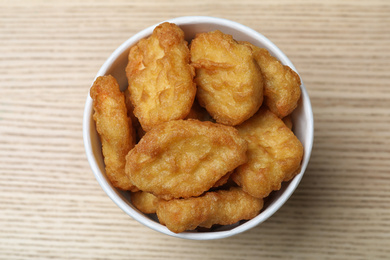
212, 171, 232, 188
232, 108, 303, 198
190, 30, 263, 126
90, 75, 137, 191
156, 187, 263, 233
125, 119, 248, 199
131, 191, 158, 214
126, 22, 196, 131
242, 42, 301, 118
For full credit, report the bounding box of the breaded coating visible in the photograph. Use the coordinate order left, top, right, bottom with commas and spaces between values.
212, 171, 232, 188
232, 108, 303, 198
190, 30, 263, 126
125, 119, 248, 200
242, 42, 301, 118
131, 191, 158, 214
126, 22, 196, 131
156, 187, 263, 233
90, 75, 137, 191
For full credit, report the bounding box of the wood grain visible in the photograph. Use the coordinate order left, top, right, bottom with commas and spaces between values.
1, 0, 390, 259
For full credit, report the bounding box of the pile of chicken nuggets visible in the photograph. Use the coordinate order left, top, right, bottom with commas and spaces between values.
90, 22, 303, 233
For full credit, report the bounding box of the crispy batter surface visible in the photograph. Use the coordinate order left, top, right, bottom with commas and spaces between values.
232, 108, 303, 198
190, 30, 263, 126
242, 42, 301, 118
156, 187, 263, 233
125, 119, 248, 199
126, 22, 196, 131
131, 191, 158, 214
212, 171, 232, 188
90, 75, 137, 191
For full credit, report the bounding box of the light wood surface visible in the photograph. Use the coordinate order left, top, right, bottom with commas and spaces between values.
1, 0, 389, 259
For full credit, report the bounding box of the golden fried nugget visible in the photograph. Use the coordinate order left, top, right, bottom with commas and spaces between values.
156, 187, 263, 233
242, 42, 301, 118
232, 108, 303, 198
284, 168, 301, 182
90, 75, 137, 191
125, 119, 248, 199
131, 191, 158, 214
126, 22, 196, 131
212, 171, 233, 188
190, 30, 263, 126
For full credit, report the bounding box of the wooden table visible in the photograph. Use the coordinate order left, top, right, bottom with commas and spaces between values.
1, 1, 389, 259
